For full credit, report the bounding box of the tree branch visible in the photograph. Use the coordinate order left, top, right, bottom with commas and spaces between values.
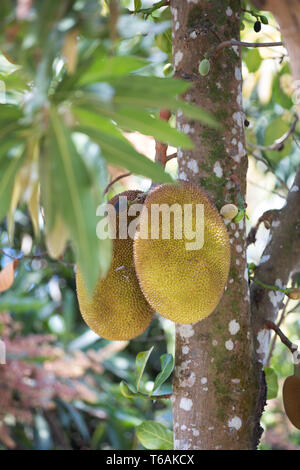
209, 39, 283, 57
248, 116, 298, 152
103, 172, 132, 195
251, 165, 300, 362
264, 320, 298, 356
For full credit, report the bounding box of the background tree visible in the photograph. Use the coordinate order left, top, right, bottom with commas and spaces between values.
0, 0, 300, 450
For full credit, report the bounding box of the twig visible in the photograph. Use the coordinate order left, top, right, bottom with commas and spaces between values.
264, 320, 298, 356
103, 172, 132, 195
109, 0, 119, 51
248, 149, 289, 192
208, 39, 284, 57
250, 276, 294, 295
0, 249, 16, 260
266, 292, 293, 366
247, 179, 286, 199
130, 0, 169, 18
292, 135, 300, 150
0, 248, 74, 268
247, 209, 280, 246
248, 116, 298, 152
166, 152, 177, 163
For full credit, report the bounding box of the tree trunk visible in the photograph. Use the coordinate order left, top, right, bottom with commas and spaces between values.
171, 0, 264, 450
250, 0, 300, 364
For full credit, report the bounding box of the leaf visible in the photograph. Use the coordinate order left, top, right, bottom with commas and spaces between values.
136, 346, 154, 392
73, 107, 121, 138
45, 215, 69, 259
244, 48, 262, 74
62, 28, 78, 74
272, 73, 293, 110
108, 75, 218, 128
0, 148, 25, 222
264, 366, 279, 400
78, 56, 148, 86
178, 101, 220, 128
61, 402, 90, 441
134, 0, 142, 11
151, 354, 174, 396
0, 260, 18, 293
27, 180, 40, 237
136, 421, 173, 450
34, 414, 53, 451
120, 381, 138, 399
264, 116, 292, 162
44, 106, 108, 292
103, 106, 194, 148
78, 125, 173, 183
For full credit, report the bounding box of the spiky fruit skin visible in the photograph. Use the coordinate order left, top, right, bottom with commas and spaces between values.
283, 375, 300, 429
76, 190, 154, 341
133, 182, 231, 324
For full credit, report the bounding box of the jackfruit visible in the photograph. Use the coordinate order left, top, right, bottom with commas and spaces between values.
133, 182, 231, 324
283, 375, 300, 429
76, 190, 154, 341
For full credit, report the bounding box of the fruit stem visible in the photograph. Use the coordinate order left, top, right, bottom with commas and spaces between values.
251, 277, 294, 295
294, 363, 300, 378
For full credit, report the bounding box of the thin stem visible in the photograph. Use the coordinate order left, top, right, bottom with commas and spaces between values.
250, 276, 292, 295
264, 320, 298, 356
208, 39, 284, 58
247, 180, 286, 199
131, 0, 169, 18
103, 172, 132, 195
249, 149, 289, 192
166, 152, 177, 163
248, 116, 298, 152
266, 297, 291, 367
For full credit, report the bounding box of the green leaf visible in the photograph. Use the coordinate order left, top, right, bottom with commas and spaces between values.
264, 366, 279, 400
0, 104, 23, 124
44, 106, 110, 292
0, 146, 25, 221
106, 75, 218, 128
75, 103, 194, 148
260, 15, 269, 25
78, 125, 173, 183
155, 28, 172, 55
151, 354, 174, 396
120, 381, 138, 399
78, 56, 148, 86
136, 346, 154, 392
264, 116, 292, 162
272, 73, 293, 110
136, 421, 173, 450
244, 48, 262, 73
73, 107, 121, 137
177, 101, 220, 128
134, 0, 142, 12
102, 106, 194, 148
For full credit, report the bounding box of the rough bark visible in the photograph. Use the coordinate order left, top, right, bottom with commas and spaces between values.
251, 168, 300, 364
171, 0, 263, 450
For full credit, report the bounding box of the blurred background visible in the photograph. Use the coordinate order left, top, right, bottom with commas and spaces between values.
0, 0, 299, 450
